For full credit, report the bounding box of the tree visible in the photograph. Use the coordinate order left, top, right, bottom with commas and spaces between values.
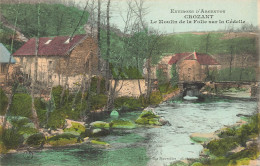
30, 2, 41, 129
2, 0, 20, 130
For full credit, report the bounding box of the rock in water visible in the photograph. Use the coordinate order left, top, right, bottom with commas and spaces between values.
110, 110, 119, 119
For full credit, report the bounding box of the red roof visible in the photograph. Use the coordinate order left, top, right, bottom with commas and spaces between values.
168, 53, 191, 65
168, 52, 220, 65
13, 34, 87, 56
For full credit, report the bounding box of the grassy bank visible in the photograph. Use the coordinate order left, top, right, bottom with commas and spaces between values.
171, 113, 259, 166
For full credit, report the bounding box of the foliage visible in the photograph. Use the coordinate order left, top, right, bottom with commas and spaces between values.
207, 137, 239, 156
91, 140, 109, 145
210, 67, 256, 82
114, 96, 143, 111
48, 138, 78, 146
52, 85, 65, 109
111, 65, 143, 80
207, 114, 259, 157
90, 94, 107, 110
47, 110, 66, 130
135, 110, 161, 125
0, 140, 7, 154
26, 133, 45, 147
48, 133, 77, 141
0, 3, 88, 38
171, 64, 179, 87
156, 68, 168, 85
91, 121, 110, 129
110, 119, 136, 129
1, 127, 24, 149
9, 93, 32, 118
9, 117, 30, 128
90, 76, 106, 94
163, 33, 257, 55
191, 162, 203, 166
0, 88, 8, 115
35, 98, 47, 127
228, 158, 250, 166
158, 83, 171, 94
64, 122, 85, 134
0, 23, 24, 53
149, 91, 163, 105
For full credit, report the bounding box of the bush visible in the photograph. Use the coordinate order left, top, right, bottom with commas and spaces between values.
64, 122, 85, 134
48, 138, 77, 146
9, 117, 30, 128
149, 91, 163, 105
114, 96, 143, 111
207, 137, 239, 156
48, 133, 77, 141
90, 76, 106, 94
0, 140, 7, 154
47, 133, 78, 146
90, 94, 107, 110
47, 110, 66, 130
1, 127, 24, 149
110, 119, 136, 129
191, 162, 203, 166
0, 88, 8, 115
9, 93, 32, 118
52, 86, 64, 109
26, 133, 45, 147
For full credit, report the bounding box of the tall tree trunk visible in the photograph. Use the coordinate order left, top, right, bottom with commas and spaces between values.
85, 54, 93, 118
30, 3, 41, 129
106, 79, 118, 111
5, 2, 20, 85
96, 0, 101, 94
135, 57, 142, 96
146, 57, 152, 102
2, 83, 18, 129
60, 57, 70, 106
105, 0, 111, 92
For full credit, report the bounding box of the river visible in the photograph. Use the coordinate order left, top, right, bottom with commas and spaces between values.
1, 97, 258, 166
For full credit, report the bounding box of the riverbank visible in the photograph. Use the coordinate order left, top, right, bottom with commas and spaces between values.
171, 112, 260, 166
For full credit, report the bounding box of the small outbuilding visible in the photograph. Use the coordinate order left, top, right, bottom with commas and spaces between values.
0, 43, 16, 83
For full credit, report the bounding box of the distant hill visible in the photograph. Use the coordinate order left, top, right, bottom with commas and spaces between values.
162, 32, 257, 55
0, 3, 88, 53
0, 3, 88, 38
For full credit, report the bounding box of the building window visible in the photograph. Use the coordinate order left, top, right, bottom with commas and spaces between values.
48, 61, 53, 69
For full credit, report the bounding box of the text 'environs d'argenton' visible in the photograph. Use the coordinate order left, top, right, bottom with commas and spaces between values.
149, 9, 246, 25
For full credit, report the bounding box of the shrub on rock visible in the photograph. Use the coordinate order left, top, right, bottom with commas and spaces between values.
64, 122, 86, 135
26, 133, 45, 147
110, 119, 136, 129
135, 110, 161, 126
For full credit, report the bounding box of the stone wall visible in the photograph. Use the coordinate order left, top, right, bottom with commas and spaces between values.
110, 79, 147, 97
178, 60, 205, 82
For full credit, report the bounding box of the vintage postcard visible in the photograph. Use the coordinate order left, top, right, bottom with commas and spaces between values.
0, 0, 259, 166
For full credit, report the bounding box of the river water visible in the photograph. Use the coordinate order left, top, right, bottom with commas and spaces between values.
1, 97, 258, 166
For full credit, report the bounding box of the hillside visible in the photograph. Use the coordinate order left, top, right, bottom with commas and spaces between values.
163, 32, 257, 55
0, 3, 88, 52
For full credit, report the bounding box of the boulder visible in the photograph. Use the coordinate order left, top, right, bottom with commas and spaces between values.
63, 121, 86, 135
135, 110, 162, 126
90, 121, 110, 129
159, 117, 170, 126
190, 133, 218, 143
86, 127, 110, 137
110, 119, 136, 129
110, 110, 119, 119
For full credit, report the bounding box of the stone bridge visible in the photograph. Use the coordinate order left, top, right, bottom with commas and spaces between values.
178, 81, 259, 97
178, 81, 205, 97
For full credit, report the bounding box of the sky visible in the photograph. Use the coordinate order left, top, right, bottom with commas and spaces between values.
77, 0, 258, 33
